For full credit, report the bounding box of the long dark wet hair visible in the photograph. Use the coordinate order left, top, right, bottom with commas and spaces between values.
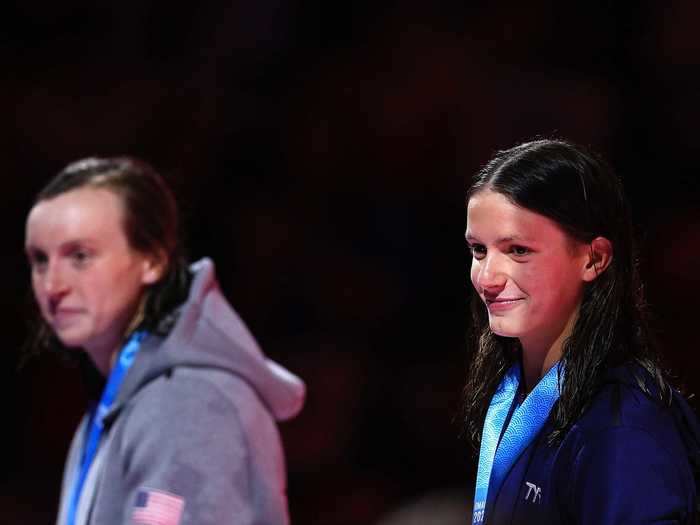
462, 139, 670, 449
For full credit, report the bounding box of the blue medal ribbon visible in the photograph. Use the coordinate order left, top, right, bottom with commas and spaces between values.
472, 361, 562, 524
65, 330, 147, 525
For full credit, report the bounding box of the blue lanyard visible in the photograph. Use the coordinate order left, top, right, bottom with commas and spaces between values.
472, 362, 562, 525
65, 330, 147, 525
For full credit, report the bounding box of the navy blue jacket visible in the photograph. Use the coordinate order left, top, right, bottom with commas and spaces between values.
486, 365, 700, 524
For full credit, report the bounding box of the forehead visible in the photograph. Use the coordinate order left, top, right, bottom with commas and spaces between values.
25, 187, 126, 246
466, 190, 568, 243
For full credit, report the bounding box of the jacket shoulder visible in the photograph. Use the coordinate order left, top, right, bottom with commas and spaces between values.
574, 378, 674, 435
559, 376, 688, 475
551, 375, 697, 524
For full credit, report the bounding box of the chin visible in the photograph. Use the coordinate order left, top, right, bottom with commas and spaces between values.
53, 329, 89, 349
488, 318, 523, 339
57, 337, 87, 349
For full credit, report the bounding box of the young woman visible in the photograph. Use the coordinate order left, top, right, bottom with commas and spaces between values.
463, 139, 700, 524
24, 157, 305, 525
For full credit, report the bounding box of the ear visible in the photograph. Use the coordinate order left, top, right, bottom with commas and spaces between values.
141, 250, 167, 285
582, 236, 613, 282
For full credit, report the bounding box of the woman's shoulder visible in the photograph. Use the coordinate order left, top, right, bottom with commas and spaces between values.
548, 364, 700, 522
559, 362, 699, 469
127, 366, 273, 425
564, 364, 672, 436
114, 366, 283, 465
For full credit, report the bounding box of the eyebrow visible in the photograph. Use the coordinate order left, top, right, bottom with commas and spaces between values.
464, 233, 531, 243
24, 244, 41, 256
25, 238, 96, 254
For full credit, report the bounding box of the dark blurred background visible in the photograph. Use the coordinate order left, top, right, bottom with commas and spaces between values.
2, 1, 699, 523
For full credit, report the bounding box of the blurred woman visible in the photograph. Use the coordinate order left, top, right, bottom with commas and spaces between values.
24, 157, 305, 525
463, 139, 700, 524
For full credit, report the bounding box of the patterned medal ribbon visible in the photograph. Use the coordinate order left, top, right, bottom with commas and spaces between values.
472, 361, 562, 524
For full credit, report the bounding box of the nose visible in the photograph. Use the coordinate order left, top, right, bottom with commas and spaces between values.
473, 253, 507, 294
39, 261, 70, 309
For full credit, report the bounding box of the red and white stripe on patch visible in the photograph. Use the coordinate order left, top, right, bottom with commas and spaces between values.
131, 488, 185, 525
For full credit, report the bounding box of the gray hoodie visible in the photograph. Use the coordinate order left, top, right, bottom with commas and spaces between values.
56, 258, 305, 525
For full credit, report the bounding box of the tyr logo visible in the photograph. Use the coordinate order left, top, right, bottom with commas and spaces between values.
524, 481, 542, 503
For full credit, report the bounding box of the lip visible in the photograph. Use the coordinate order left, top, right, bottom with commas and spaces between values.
485, 298, 524, 313
51, 308, 84, 326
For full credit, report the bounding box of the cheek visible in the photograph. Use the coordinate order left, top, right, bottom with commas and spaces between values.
94, 276, 145, 320
469, 261, 479, 289
507, 265, 539, 293
523, 262, 583, 311
31, 276, 46, 308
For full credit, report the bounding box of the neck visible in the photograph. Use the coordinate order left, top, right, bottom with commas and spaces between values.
520, 343, 560, 395
93, 298, 146, 376
85, 332, 126, 377
89, 346, 119, 377
519, 309, 578, 393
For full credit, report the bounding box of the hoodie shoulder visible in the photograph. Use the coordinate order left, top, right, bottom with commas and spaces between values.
118, 258, 305, 422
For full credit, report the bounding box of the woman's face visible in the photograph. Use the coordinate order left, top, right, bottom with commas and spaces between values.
466, 189, 589, 352
25, 187, 162, 373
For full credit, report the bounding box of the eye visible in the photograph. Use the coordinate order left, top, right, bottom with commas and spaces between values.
70, 248, 92, 267
467, 243, 486, 260
27, 249, 48, 271
510, 245, 531, 257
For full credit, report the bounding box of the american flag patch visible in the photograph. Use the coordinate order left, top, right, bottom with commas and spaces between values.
131, 488, 185, 525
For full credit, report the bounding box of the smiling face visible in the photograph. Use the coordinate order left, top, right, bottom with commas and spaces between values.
466, 189, 590, 354
25, 187, 163, 374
